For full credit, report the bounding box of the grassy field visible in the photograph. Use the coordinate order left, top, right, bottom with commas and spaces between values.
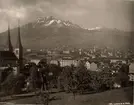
3, 87, 133, 105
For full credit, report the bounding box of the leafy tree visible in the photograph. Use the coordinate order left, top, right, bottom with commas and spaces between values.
98, 70, 114, 90
1, 67, 13, 83
1, 73, 25, 95
47, 64, 62, 88
88, 71, 101, 92
57, 66, 74, 92
29, 63, 40, 90
38, 59, 47, 68
58, 61, 101, 94
117, 64, 129, 87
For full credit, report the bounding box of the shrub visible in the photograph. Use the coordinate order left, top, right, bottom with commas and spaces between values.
88, 71, 102, 91
98, 70, 115, 90
1, 73, 25, 95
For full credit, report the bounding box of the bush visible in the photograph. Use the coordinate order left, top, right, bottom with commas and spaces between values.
88, 71, 102, 91
75, 69, 91, 92
98, 70, 115, 90
58, 66, 105, 93
1, 73, 25, 95
58, 64, 128, 94
57, 66, 72, 92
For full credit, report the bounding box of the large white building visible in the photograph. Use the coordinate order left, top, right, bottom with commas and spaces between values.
59, 59, 78, 67
129, 62, 134, 81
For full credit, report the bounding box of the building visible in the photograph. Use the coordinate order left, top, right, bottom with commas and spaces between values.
26, 49, 32, 52
85, 61, 91, 70
0, 21, 23, 72
50, 60, 59, 65
0, 51, 18, 79
0, 51, 18, 69
90, 62, 98, 71
129, 62, 134, 81
0, 23, 22, 82
0, 23, 18, 69
57, 56, 79, 67
59, 59, 78, 67
63, 50, 70, 54
129, 62, 134, 74
109, 58, 127, 64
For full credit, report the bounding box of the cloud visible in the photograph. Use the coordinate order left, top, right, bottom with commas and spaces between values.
14, 0, 39, 6
1, 7, 26, 19
0, 0, 133, 32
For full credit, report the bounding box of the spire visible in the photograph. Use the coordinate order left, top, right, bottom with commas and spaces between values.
16, 19, 23, 48
16, 19, 23, 71
7, 22, 13, 52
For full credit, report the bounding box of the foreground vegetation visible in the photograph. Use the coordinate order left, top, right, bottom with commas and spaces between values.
0, 59, 133, 104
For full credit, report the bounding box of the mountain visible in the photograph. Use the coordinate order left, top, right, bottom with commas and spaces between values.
33, 16, 81, 29
0, 16, 132, 50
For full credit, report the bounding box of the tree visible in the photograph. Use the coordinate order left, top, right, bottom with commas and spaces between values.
47, 64, 62, 89
1, 73, 25, 95
57, 66, 74, 92
117, 64, 129, 87
1, 67, 13, 83
75, 69, 93, 94
29, 63, 39, 91
96, 66, 116, 90
38, 59, 47, 68
88, 71, 101, 92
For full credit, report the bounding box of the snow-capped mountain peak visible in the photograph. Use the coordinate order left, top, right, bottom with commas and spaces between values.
33, 16, 104, 31
86, 26, 102, 31
33, 16, 81, 28
57, 20, 61, 24
45, 20, 55, 26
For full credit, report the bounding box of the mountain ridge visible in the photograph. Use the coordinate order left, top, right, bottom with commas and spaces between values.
0, 16, 132, 50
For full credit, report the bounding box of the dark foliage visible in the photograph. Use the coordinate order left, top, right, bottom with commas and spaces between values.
1, 73, 25, 95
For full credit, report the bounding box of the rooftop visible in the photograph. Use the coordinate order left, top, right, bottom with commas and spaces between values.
0, 51, 18, 60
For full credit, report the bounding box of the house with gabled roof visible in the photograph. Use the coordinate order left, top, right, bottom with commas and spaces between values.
0, 21, 23, 71
0, 51, 18, 68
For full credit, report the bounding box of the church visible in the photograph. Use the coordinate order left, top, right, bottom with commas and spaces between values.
0, 21, 23, 73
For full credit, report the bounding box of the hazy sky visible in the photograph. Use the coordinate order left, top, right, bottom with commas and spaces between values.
0, 0, 133, 33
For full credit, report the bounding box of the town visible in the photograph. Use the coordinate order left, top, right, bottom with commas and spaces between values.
0, 21, 133, 105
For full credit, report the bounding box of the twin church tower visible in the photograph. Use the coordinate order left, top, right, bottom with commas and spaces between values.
5, 21, 23, 69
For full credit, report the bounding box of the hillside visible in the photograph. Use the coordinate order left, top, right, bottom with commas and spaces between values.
4, 87, 133, 105
0, 16, 132, 50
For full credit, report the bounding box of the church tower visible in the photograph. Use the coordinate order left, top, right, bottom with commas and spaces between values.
14, 20, 23, 70
5, 23, 13, 52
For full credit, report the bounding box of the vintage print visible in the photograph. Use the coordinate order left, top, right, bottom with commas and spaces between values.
0, 0, 133, 105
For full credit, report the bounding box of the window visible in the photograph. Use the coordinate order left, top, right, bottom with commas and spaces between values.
16, 50, 19, 55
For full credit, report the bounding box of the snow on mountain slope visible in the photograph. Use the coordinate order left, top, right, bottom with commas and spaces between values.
33, 16, 108, 32
45, 20, 55, 26
33, 16, 82, 29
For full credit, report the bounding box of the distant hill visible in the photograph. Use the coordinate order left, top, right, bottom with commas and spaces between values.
0, 16, 132, 50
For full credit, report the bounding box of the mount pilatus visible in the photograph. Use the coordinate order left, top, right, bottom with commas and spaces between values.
0, 16, 131, 49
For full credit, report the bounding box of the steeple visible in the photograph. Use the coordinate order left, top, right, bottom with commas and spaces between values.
5, 22, 13, 52
14, 19, 23, 71
16, 19, 23, 49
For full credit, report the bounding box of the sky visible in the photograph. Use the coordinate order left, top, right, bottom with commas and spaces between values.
0, 0, 133, 33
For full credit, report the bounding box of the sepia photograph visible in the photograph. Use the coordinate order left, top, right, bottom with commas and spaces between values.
0, 0, 133, 105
